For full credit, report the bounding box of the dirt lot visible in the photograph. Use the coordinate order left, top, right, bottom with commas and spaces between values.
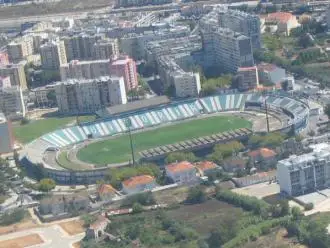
0, 218, 39, 235
153, 186, 190, 205
245, 228, 307, 248
167, 199, 245, 236
59, 220, 85, 236
0, 233, 43, 248
232, 183, 280, 199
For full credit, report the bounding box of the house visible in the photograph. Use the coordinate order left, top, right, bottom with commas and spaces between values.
97, 184, 116, 202
248, 148, 277, 169
257, 63, 286, 85
195, 161, 218, 177
265, 12, 300, 36
222, 158, 247, 173
39, 193, 89, 216
165, 161, 197, 184
122, 175, 156, 194
86, 215, 109, 240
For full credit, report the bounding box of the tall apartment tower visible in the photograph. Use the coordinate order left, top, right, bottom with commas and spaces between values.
92, 39, 119, 60
7, 36, 34, 63
109, 56, 138, 91
0, 61, 27, 89
40, 41, 67, 70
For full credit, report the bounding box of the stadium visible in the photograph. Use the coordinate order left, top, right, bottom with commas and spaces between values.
20, 92, 310, 185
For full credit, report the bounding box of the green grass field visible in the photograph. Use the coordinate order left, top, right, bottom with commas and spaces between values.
57, 151, 90, 171
13, 115, 95, 144
77, 116, 251, 165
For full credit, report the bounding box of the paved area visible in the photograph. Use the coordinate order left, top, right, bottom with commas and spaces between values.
0, 224, 85, 248
232, 182, 280, 199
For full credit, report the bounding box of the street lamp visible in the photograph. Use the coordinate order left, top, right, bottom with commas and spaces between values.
124, 118, 135, 166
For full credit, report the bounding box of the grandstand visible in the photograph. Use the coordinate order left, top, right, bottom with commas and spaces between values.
20, 92, 310, 184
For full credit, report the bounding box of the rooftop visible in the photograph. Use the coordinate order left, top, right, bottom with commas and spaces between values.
166, 161, 195, 173
98, 184, 116, 195
266, 12, 294, 23
249, 148, 277, 158
238, 66, 257, 72
122, 175, 155, 188
257, 63, 278, 72
89, 215, 109, 230
195, 161, 218, 171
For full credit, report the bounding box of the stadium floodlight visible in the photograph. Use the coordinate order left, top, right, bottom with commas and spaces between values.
124, 118, 135, 166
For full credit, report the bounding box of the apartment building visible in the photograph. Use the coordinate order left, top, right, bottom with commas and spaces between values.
0, 52, 9, 66
201, 27, 254, 73
277, 151, 330, 196
172, 71, 201, 98
0, 76, 11, 88
236, 66, 259, 91
63, 34, 103, 61
55, 76, 127, 114
92, 39, 119, 60
109, 56, 138, 91
7, 36, 34, 63
257, 63, 286, 85
0, 61, 27, 89
0, 86, 26, 118
60, 59, 110, 81
0, 113, 14, 154
40, 40, 67, 70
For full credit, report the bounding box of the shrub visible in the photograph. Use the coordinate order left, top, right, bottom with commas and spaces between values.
305, 203, 314, 211
0, 208, 25, 226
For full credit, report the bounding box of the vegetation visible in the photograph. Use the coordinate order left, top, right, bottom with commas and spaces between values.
185, 186, 207, 204
38, 178, 56, 192
165, 152, 197, 164
0, 208, 26, 226
200, 74, 233, 96
77, 116, 251, 165
106, 164, 160, 189
81, 214, 97, 228
121, 192, 156, 207
249, 132, 285, 149
324, 104, 330, 120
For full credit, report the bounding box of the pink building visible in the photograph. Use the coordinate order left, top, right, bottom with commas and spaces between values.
0, 76, 11, 88
109, 56, 138, 91
0, 52, 9, 66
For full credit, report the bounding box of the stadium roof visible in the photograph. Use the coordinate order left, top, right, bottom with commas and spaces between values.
96, 96, 170, 117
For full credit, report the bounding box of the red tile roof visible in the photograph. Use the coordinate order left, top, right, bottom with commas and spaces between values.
267, 12, 294, 23
98, 184, 116, 195
195, 161, 217, 171
122, 175, 155, 188
166, 161, 195, 173
89, 215, 109, 230
238, 66, 257, 72
249, 148, 277, 158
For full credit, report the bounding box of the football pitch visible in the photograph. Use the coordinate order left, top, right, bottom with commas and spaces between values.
77, 115, 251, 165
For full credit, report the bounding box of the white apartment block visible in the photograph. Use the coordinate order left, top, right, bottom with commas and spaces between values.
277, 151, 330, 196
0, 86, 26, 118
172, 71, 201, 98
7, 35, 34, 63
60, 59, 110, 81
40, 40, 67, 70
55, 76, 127, 114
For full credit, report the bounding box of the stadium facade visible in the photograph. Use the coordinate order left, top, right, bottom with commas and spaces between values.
20, 92, 309, 184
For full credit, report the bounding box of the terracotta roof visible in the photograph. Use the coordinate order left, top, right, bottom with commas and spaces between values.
238, 66, 257, 72
166, 161, 195, 173
195, 161, 217, 171
257, 63, 278, 72
89, 215, 109, 230
98, 184, 116, 195
249, 148, 277, 158
267, 12, 293, 23
122, 175, 155, 188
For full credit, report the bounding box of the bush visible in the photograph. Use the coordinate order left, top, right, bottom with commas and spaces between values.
122, 191, 156, 207
80, 214, 97, 228
0, 208, 25, 226
186, 186, 207, 204
132, 203, 143, 213
304, 202, 314, 211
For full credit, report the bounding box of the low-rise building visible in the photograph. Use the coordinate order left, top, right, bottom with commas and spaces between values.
97, 184, 116, 202
248, 148, 277, 169
39, 194, 89, 216
223, 157, 247, 173
166, 161, 197, 184
277, 151, 330, 196
265, 12, 300, 36
257, 63, 286, 85
195, 161, 218, 177
86, 215, 109, 240
122, 175, 156, 194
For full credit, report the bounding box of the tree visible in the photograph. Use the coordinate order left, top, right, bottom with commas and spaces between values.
132, 202, 143, 213
211, 141, 244, 159
81, 214, 97, 227
38, 178, 56, 192
298, 34, 314, 48
291, 206, 303, 220
20, 117, 30, 125
165, 152, 197, 164
324, 104, 330, 120
281, 80, 289, 91
186, 186, 206, 204
207, 230, 223, 248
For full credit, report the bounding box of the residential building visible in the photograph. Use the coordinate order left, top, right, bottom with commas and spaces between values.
109, 56, 138, 91
115, 0, 171, 8
0, 52, 9, 65
63, 34, 103, 61
166, 161, 197, 184
40, 40, 67, 70
0, 86, 26, 118
172, 71, 201, 98
277, 151, 330, 196
86, 215, 109, 240
30, 85, 56, 107
327, 7, 330, 31
31, 33, 49, 53
55, 76, 127, 114
223, 157, 247, 173
97, 184, 116, 202
257, 63, 286, 85
265, 12, 300, 36
92, 39, 119, 60
7, 36, 34, 63
0, 61, 27, 89
39, 194, 89, 216
236, 66, 259, 91
0, 76, 11, 88
248, 148, 277, 169
195, 161, 218, 177
200, 27, 254, 73
122, 175, 156, 194
0, 113, 14, 154
60, 59, 110, 81
280, 138, 304, 155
